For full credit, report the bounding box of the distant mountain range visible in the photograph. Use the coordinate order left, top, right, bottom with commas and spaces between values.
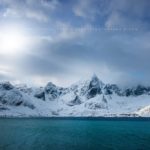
0, 74, 150, 117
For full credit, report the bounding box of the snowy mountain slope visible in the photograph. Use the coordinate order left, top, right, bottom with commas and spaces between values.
135, 105, 150, 117
0, 75, 150, 117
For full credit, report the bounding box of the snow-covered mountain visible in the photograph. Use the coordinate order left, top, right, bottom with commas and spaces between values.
0, 74, 150, 117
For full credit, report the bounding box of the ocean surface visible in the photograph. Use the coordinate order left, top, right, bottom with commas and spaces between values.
0, 118, 150, 150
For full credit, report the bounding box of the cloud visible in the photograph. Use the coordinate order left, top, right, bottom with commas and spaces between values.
73, 0, 150, 29
0, 0, 150, 87
0, 0, 59, 21
73, 0, 109, 20
37, 28, 150, 86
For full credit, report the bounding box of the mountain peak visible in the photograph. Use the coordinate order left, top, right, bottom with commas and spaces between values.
86, 74, 104, 99
91, 73, 99, 80
0, 81, 14, 90
90, 74, 104, 86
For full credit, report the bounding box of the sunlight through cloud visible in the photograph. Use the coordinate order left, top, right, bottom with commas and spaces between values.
0, 26, 27, 55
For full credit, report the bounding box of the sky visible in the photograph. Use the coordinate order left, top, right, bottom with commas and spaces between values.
0, 0, 150, 87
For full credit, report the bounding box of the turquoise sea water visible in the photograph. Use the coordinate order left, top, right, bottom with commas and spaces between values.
0, 118, 150, 150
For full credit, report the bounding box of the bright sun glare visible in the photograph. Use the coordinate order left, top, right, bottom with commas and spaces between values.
0, 27, 27, 55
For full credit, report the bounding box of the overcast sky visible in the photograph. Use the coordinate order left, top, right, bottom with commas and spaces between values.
0, 0, 150, 87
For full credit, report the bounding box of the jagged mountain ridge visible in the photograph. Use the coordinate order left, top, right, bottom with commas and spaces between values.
0, 74, 150, 117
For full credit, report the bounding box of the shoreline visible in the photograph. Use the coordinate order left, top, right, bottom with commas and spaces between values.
1, 116, 150, 121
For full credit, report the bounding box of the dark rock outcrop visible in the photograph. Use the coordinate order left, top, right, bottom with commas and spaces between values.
87, 75, 103, 99
67, 95, 82, 106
